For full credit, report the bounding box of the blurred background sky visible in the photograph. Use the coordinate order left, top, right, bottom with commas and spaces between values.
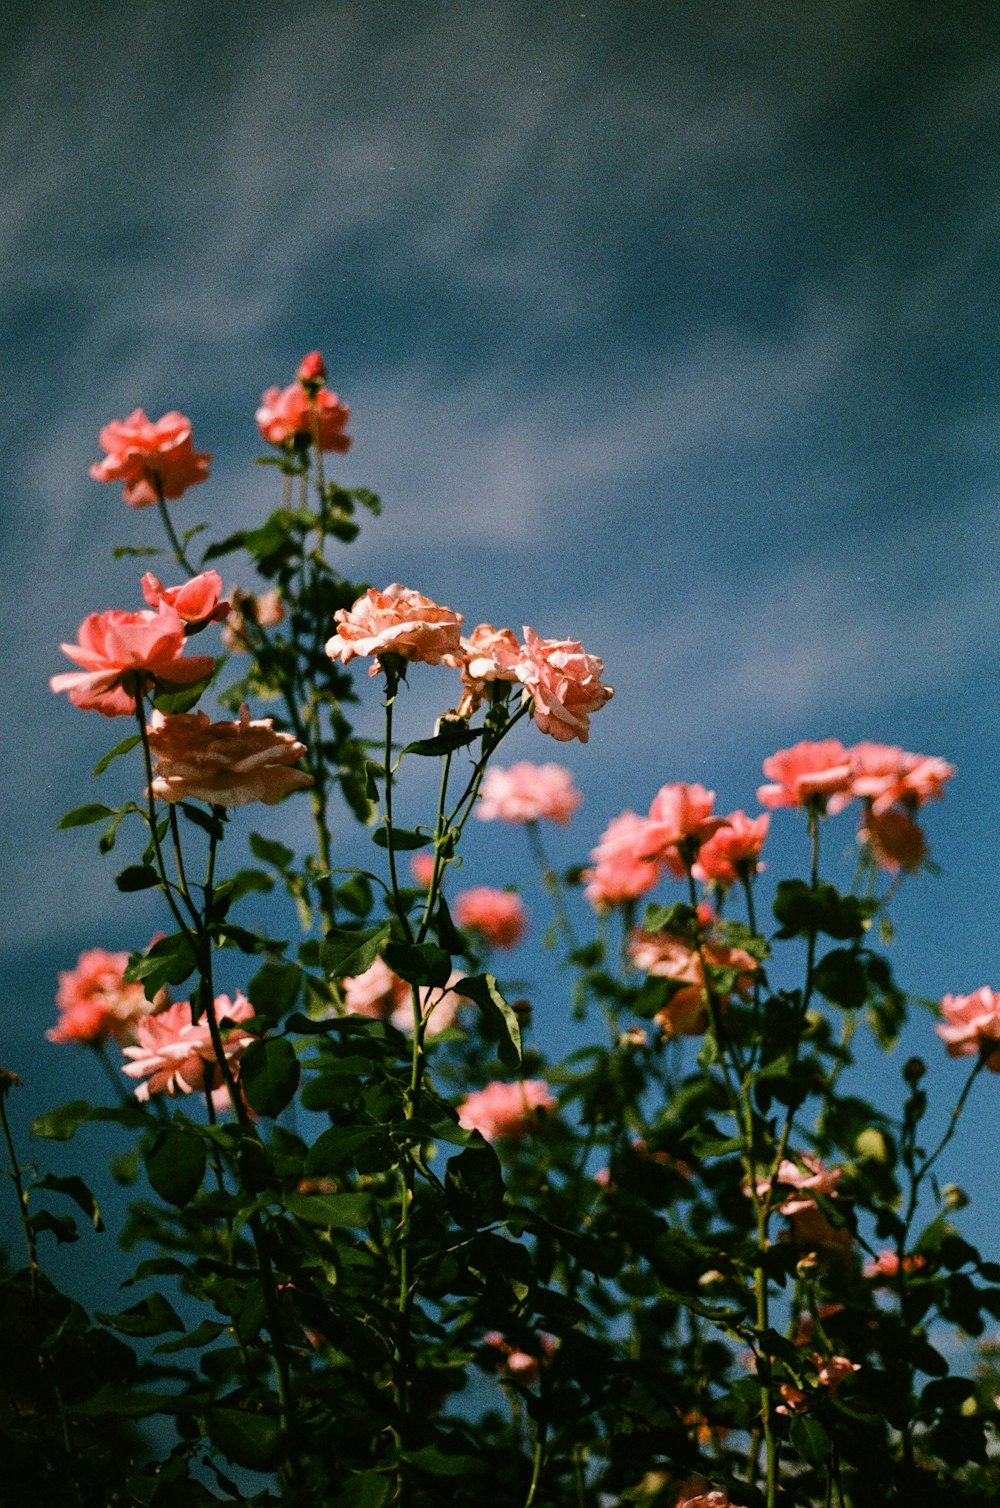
5, 0, 1000, 1297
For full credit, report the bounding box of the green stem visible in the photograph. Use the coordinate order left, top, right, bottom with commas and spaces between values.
154, 480, 195, 575
0, 1077, 38, 1297
526, 819, 577, 946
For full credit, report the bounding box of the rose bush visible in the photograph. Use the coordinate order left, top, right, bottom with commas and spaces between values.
6, 352, 998, 1508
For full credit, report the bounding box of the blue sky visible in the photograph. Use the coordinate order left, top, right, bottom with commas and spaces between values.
5, 1, 1000, 1283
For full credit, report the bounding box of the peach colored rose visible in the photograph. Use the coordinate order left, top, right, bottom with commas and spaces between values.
221, 587, 285, 651
342, 958, 410, 1019
693, 811, 770, 887
476, 762, 582, 824
858, 807, 927, 874
255, 381, 351, 451
447, 623, 521, 715
454, 887, 527, 948
936, 987, 1000, 1068
582, 810, 662, 910
121, 992, 254, 1100
90, 409, 211, 507
628, 929, 757, 1037
757, 740, 853, 810
457, 1079, 556, 1141
141, 570, 230, 625
146, 703, 313, 807
637, 782, 725, 873
325, 583, 463, 675
50, 606, 215, 717
48, 948, 153, 1046
508, 626, 613, 744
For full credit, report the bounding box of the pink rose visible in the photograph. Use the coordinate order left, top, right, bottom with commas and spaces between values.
391, 974, 471, 1037
146, 704, 313, 807
454, 887, 527, 948
325, 583, 463, 675
508, 626, 613, 744
342, 958, 410, 1019
936, 987, 1000, 1068
582, 810, 662, 910
693, 811, 770, 887
835, 741, 955, 815
255, 381, 351, 452
141, 570, 230, 625
863, 1248, 926, 1281
50, 605, 215, 717
755, 1154, 842, 1215
90, 409, 211, 508
476, 762, 582, 825
121, 992, 254, 1100
48, 948, 153, 1046
221, 588, 285, 652
815, 1354, 860, 1392
296, 350, 327, 386
757, 740, 854, 810
456, 1079, 556, 1141
676, 1490, 746, 1508
638, 782, 725, 871
858, 808, 927, 874
409, 852, 437, 887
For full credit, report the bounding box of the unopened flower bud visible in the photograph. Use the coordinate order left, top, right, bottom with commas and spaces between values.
796, 1251, 821, 1277
698, 1268, 725, 1287
855, 1127, 889, 1163
297, 350, 327, 389
942, 1182, 969, 1210
511, 997, 533, 1023
903, 1056, 926, 1087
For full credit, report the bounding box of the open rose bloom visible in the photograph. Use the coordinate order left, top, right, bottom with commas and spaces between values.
454, 886, 527, 948
582, 810, 662, 910
758, 740, 854, 810
49, 948, 153, 1045
121, 993, 254, 1100
141, 570, 230, 625
936, 987, 1000, 1068
50, 605, 216, 716
477, 761, 582, 824
447, 622, 521, 715
508, 626, 613, 743
628, 929, 758, 1036
457, 1079, 556, 1141
256, 380, 351, 451
325, 583, 463, 674
146, 704, 313, 807
90, 409, 211, 507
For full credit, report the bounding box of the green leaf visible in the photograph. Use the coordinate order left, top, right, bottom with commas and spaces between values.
34, 1173, 103, 1231
57, 802, 116, 830
248, 959, 302, 1021
93, 734, 141, 776
206, 1407, 284, 1471
154, 1318, 228, 1353
372, 824, 432, 851
813, 948, 869, 1009
304, 1125, 385, 1174
115, 863, 161, 892
152, 671, 214, 714
403, 724, 479, 757
336, 872, 373, 918
213, 923, 280, 954
71, 1384, 175, 1417
401, 1445, 482, 1476
789, 1414, 832, 1466
240, 1038, 300, 1118
445, 1144, 506, 1228
383, 939, 452, 988
454, 974, 522, 1067
97, 1293, 184, 1337
125, 932, 198, 997
31, 1099, 149, 1140
331, 1473, 392, 1508
249, 831, 294, 869
29, 1208, 79, 1243
321, 922, 392, 980
146, 1128, 206, 1206
285, 1191, 376, 1228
